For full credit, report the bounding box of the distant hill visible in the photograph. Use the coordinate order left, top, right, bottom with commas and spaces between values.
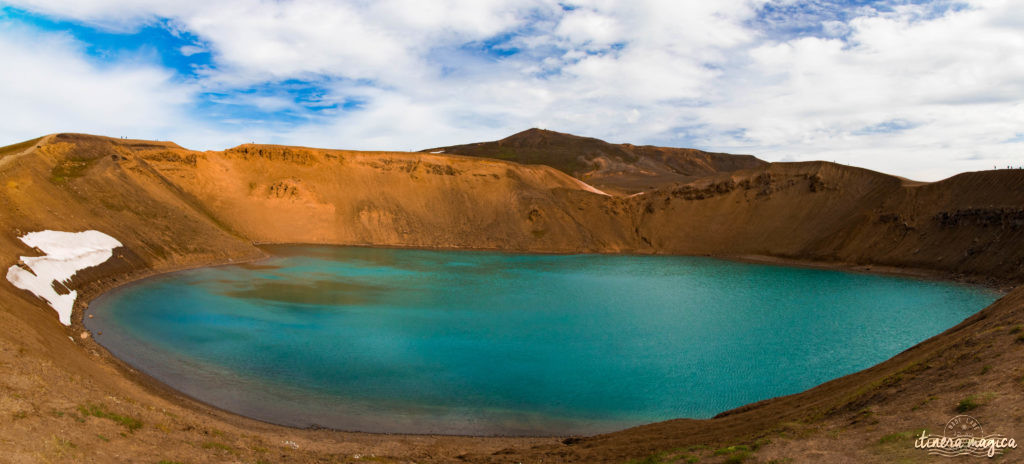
423, 128, 767, 194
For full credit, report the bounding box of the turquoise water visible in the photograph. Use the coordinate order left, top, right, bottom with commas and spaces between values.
85, 246, 1000, 435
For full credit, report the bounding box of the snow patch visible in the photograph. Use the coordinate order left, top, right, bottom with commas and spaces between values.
572, 178, 610, 196
430, 150, 445, 154
6, 230, 122, 326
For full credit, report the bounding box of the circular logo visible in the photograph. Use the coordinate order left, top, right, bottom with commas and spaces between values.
944, 415, 983, 438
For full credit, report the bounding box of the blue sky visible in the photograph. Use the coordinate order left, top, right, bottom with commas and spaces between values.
0, 0, 1021, 180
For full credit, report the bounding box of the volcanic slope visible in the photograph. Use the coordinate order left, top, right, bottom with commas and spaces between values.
423, 128, 768, 195
0, 132, 1022, 463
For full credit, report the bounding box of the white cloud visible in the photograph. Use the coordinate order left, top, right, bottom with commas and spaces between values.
555, 8, 624, 46
692, 0, 1024, 179
0, 21, 194, 143
179, 44, 205, 56
1, 0, 1023, 180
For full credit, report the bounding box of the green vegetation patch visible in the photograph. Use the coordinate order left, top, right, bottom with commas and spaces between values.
714, 445, 750, 455
77, 402, 143, 432
713, 445, 754, 464
957, 395, 979, 412
51, 158, 96, 183
956, 392, 997, 413
723, 452, 752, 464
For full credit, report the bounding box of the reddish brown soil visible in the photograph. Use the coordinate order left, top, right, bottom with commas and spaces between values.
0, 132, 1021, 463
424, 128, 767, 195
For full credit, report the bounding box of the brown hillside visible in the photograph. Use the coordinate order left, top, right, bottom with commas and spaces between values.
634, 161, 1024, 283
157, 142, 637, 252
423, 128, 767, 195
0, 132, 1022, 463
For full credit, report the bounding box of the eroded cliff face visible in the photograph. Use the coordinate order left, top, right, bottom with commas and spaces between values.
155, 143, 640, 252
634, 162, 1024, 282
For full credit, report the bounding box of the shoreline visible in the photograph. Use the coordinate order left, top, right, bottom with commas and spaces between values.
722, 254, 1016, 292
3, 132, 1023, 462
75, 247, 571, 440
75, 243, 1016, 439
260, 241, 1018, 290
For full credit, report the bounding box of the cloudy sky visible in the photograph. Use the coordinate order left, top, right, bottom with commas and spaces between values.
0, 0, 1021, 180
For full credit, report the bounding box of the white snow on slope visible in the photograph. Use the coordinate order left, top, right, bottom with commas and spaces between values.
572, 178, 610, 196
6, 230, 122, 326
